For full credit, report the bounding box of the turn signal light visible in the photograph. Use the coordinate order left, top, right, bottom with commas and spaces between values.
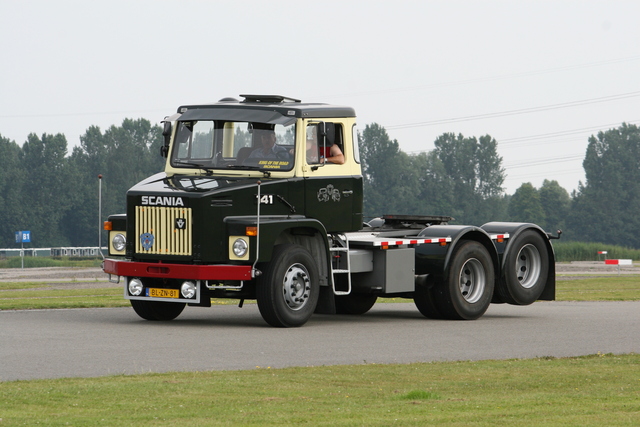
246, 226, 258, 236
103, 221, 113, 231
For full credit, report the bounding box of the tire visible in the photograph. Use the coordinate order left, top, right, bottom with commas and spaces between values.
414, 276, 444, 319
432, 240, 494, 320
257, 244, 320, 327
335, 293, 377, 315
498, 230, 549, 305
130, 299, 186, 321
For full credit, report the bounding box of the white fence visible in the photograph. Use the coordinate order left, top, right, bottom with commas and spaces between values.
0, 247, 105, 258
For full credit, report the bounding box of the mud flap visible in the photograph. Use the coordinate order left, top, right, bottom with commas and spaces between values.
315, 285, 336, 314
538, 261, 556, 301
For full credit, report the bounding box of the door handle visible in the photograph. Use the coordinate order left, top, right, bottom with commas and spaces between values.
342, 190, 353, 195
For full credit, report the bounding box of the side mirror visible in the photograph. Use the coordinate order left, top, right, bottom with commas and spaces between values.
309, 122, 326, 171
160, 121, 172, 157
317, 121, 327, 137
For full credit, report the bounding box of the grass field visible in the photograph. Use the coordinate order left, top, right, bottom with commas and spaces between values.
0, 257, 102, 269
0, 353, 638, 426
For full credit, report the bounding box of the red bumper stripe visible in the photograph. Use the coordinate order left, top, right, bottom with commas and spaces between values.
103, 259, 253, 280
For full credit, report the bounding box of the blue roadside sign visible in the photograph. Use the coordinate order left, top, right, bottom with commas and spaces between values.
15, 231, 31, 243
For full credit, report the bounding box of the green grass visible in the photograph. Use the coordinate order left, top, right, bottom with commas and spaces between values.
553, 241, 640, 262
0, 279, 249, 310
557, 276, 640, 301
0, 287, 129, 310
0, 281, 53, 290
0, 353, 638, 426
0, 277, 128, 309
0, 257, 102, 269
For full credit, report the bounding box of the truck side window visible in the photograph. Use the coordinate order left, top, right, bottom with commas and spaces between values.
352, 124, 361, 164
306, 123, 345, 165
173, 121, 214, 160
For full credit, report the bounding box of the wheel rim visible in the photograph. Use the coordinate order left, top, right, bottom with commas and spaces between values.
515, 244, 542, 289
282, 263, 311, 311
458, 258, 485, 303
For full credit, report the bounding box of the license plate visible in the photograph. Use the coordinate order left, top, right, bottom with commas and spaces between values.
147, 288, 179, 299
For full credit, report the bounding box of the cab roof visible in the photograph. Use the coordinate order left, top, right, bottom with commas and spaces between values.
176, 95, 357, 121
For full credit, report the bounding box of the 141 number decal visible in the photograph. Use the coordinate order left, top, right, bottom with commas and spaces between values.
258, 194, 274, 205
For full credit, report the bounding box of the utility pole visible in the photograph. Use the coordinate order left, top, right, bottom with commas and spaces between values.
98, 174, 103, 258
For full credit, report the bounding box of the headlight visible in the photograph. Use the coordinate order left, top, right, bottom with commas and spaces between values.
232, 238, 248, 257
128, 278, 143, 296
112, 233, 126, 252
181, 281, 197, 299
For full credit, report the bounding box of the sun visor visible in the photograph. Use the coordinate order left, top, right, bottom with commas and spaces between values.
177, 107, 296, 126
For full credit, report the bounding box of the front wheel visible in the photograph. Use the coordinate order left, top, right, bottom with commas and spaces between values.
130, 299, 186, 321
257, 244, 320, 327
432, 240, 495, 320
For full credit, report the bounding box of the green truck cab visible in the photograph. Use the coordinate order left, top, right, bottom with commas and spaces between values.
103, 95, 557, 327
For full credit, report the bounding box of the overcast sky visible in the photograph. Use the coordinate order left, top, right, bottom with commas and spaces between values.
2, 1, 639, 194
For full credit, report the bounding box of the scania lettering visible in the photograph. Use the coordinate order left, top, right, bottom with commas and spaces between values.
140, 196, 185, 206
102, 95, 559, 327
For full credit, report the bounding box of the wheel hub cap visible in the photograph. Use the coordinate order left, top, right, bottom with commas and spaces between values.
458, 258, 485, 303
516, 244, 542, 289
282, 263, 311, 311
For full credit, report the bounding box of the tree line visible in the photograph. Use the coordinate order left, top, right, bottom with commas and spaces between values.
0, 119, 164, 248
0, 120, 638, 248
358, 122, 640, 248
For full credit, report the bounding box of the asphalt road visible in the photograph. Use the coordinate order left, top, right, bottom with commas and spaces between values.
1, 301, 639, 381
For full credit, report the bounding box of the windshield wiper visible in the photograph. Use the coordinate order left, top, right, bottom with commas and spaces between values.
226, 164, 262, 170
227, 164, 272, 178
173, 160, 214, 175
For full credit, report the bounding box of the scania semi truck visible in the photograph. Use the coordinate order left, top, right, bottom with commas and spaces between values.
102, 95, 558, 327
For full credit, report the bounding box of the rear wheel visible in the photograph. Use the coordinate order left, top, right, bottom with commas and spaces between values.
432, 240, 494, 320
498, 230, 549, 305
335, 293, 377, 315
130, 299, 186, 321
257, 244, 320, 327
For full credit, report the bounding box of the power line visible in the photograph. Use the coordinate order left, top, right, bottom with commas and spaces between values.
386, 91, 640, 130
0, 109, 167, 119
320, 54, 640, 100
506, 167, 584, 182
5, 56, 640, 121
505, 154, 584, 169
405, 119, 640, 155
499, 120, 640, 146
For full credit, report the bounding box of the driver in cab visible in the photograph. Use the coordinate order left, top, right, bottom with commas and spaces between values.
304, 125, 345, 164
248, 129, 288, 160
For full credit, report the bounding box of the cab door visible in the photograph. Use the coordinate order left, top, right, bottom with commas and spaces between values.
304, 175, 355, 232
302, 121, 358, 232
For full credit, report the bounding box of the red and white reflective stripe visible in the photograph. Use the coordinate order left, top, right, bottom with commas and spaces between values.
490, 233, 509, 240
604, 259, 633, 265
372, 237, 452, 247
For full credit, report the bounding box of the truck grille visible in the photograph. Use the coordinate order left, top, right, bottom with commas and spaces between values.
135, 206, 192, 255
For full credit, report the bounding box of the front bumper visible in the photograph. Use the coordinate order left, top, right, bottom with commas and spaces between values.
102, 258, 254, 281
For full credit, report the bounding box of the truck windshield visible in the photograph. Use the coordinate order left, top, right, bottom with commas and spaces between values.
170, 120, 295, 172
